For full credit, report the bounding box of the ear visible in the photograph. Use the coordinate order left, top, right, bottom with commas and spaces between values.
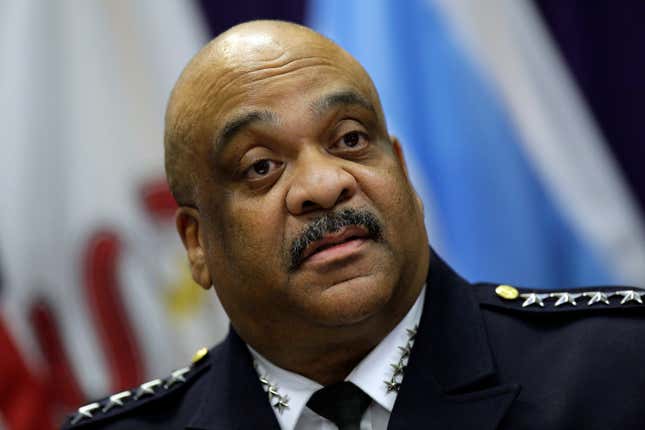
176, 206, 212, 290
390, 135, 425, 215
390, 135, 409, 177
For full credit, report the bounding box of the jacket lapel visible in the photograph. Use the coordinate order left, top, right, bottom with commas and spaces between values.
186, 329, 280, 430
388, 252, 520, 429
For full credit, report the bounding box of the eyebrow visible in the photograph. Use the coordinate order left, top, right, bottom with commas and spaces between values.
213, 90, 376, 152
215, 110, 278, 152
309, 90, 376, 117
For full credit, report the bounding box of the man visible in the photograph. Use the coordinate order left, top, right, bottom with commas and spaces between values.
63, 20, 645, 429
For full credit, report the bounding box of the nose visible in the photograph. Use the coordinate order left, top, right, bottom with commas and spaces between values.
285, 150, 358, 215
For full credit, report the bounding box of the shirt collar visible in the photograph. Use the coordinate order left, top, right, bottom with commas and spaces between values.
248, 286, 426, 430
250, 347, 323, 430
347, 286, 425, 412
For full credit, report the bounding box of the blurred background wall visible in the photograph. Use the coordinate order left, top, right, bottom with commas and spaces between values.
1, 0, 644, 428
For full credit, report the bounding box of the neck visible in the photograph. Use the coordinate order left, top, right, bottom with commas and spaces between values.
293, 340, 376, 385
246, 280, 425, 386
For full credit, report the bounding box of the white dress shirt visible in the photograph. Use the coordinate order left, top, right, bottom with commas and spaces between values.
249, 287, 426, 430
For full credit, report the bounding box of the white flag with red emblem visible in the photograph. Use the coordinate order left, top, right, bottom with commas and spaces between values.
0, 1, 228, 428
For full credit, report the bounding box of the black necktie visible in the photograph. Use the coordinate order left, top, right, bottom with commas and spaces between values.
306, 381, 372, 430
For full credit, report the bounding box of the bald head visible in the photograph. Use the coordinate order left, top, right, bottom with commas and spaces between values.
164, 20, 385, 205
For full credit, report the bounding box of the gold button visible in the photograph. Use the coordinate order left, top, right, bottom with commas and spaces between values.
191, 347, 208, 364
495, 284, 519, 300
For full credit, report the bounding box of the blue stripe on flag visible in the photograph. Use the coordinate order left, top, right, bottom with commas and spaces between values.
307, 0, 616, 287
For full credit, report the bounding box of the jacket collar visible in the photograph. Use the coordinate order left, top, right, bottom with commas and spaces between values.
422, 250, 497, 391
186, 329, 280, 430
387, 250, 520, 429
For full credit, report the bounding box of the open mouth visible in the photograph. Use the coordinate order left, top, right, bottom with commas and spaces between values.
301, 225, 371, 263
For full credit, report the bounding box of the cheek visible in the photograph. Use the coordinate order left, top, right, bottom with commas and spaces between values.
207, 192, 289, 276
201, 195, 290, 319
360, 162, 415, 211
356, 162, 422, 240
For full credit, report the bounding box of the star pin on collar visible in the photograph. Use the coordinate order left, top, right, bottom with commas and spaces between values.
70, 402, 101, 425
383, 324, 418, 394
164, 367, 190, 389
398, 344, 411, 359
101, 390, 132, 413
582, 291, 612, 306
384, 380, 400, 393
255, 366, 290, 414
615, 290, 645, 304
520, 292, 548, 308
390, 361, 405, 377
549, 292, 581, 307
133, 379, 163, 400
273, 395, 290, 414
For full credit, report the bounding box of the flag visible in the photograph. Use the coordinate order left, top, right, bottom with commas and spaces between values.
0, 1, 229, 427
307, 0, 645, 287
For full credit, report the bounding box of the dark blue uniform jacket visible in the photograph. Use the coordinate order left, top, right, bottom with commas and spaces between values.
63, 251, 645, 429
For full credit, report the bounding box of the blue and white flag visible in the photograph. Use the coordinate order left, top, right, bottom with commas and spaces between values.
308, 0, 645, 288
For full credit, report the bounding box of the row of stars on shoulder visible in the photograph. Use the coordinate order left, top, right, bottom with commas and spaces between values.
65, 347, 210, 427
493, 284, 645, 308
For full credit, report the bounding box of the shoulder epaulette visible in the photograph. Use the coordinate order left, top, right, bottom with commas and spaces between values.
474, 283, 645, 313
62, 347, 211, 429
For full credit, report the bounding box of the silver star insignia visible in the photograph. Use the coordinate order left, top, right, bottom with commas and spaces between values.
267, 385, 281, 401
384, 380, 400, 393
134, 379, 162, 400
615, 290, 645, 304
273, 395, 289, 414
398, 344, 412, 359
259, 376, 270, 387
102, 390, 131, 413
550, 292, 581, 307
520, 293, 547, 307
254, 361, 290, 415
390, 361, 405, 377
164, 367, 190, 389
70, 402, 100, 425
582, 291, 611, 306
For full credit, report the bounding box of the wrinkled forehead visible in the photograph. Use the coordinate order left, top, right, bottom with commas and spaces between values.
214, 34, 377, 111
168, 26, 385, 147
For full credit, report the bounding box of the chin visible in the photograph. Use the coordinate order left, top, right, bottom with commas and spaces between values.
307, 272, 397, 327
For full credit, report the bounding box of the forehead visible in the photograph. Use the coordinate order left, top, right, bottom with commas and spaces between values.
213, 55, 375, 121
170, 29, 385, 161
194, 29, 374, 113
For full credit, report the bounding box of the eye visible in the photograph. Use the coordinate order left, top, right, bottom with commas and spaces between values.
244, 159, 282, 180
337, 131, 368, 149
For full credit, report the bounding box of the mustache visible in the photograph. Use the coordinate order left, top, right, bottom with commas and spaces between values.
288, 208, 383, 271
